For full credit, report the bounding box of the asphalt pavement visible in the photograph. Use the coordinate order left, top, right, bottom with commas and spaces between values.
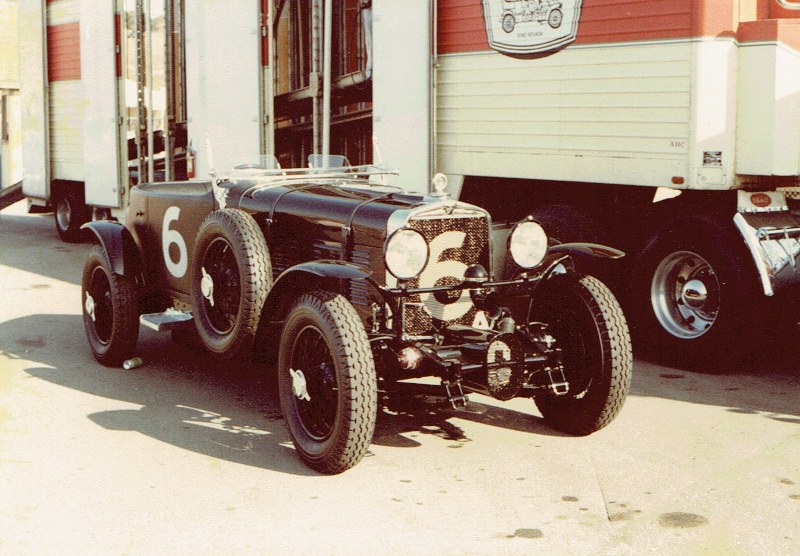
1, 200, 799, 555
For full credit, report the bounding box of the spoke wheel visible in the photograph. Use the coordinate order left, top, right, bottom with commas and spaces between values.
278, 291, 377, 474
200, 237, 241, 335
532, 275, 632, 436
82, 245, 139, 366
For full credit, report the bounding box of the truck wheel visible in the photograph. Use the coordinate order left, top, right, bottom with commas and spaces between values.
191, 209, 272, 358
82, 245, 139, 366
533, 275, 632, 435
548, 8, 563, 28
633, 219, 765, 371
502, 13, 515, 33
55, 188, 91, 243
278, 291, 377, 474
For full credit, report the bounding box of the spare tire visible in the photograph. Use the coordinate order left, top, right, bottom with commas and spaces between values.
190, 209, 272, 358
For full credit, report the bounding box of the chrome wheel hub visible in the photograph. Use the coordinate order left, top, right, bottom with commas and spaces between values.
651, 251, 720, 339
289, 368, 311, 401
85, 292, 96, 322
200, 267, 215, 307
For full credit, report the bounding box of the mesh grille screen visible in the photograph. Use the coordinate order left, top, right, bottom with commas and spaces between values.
404, 215, 489, 335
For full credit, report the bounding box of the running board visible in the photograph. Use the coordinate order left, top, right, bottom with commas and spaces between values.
140, 310, 194, 332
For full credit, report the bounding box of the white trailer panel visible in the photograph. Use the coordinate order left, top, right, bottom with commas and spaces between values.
18, 0, 49, 199
372, 0, 432, 193
80, 0, 121, 207
185, 0, 261, 177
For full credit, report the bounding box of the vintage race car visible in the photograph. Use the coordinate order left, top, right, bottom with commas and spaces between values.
81, 158, 632, 474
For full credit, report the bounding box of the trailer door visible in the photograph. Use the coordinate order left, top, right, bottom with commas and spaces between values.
185, 0, 261, 176
18, 0, 49, 200
81, 0, 121, 207
372, 0, 432, 193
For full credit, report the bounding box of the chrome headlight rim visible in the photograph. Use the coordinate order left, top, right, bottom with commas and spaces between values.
384, 227, 430, 281
509, 219, 548, 269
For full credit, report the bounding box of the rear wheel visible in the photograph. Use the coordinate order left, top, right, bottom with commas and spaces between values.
82, 245, 139, 366
533, 275, 632, 435
632, 218, 765, 371
278, 291, 377, 474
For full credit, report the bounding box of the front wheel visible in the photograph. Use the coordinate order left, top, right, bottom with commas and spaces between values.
278, 291, 377, 474
533, 275, 632, 435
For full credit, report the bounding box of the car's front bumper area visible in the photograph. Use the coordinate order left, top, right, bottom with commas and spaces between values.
374, 255, 574, 406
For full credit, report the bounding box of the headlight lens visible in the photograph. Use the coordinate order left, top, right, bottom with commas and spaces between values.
385, 228, 429, 280
509, 220, 548, 269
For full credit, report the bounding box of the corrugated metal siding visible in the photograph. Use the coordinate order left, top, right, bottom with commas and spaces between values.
47, 22, 80, 82
48, 81, 84, 180
436, 42, 692, 185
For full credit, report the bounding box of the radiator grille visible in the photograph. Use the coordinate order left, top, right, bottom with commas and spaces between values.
404, 214, 489, 335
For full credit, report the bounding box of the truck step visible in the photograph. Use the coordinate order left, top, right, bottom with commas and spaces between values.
139, 310, 194, 332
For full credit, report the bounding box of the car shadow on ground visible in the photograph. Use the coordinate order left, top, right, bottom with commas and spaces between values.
3, 314, 578, 474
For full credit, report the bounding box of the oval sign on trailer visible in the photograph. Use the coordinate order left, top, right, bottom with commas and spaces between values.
750, 193, 772, 208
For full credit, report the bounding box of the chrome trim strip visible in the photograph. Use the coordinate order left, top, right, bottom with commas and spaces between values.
733, 213, 775, 297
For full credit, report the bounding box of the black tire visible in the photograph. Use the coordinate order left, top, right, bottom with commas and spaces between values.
278, 291, 377, 474
54, 188, 91, 243
191, 209, 272, 358
533, 275, 632, 435
82, 245, 139, 366
631, 217, 765, 371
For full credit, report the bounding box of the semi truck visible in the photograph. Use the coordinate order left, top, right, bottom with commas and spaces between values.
18, 0, 800, 368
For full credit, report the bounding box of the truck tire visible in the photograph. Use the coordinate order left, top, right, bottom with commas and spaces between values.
632, 217, 766, 371
533, 275, 632, 435
548, 8, 563, 28
190, 209, 272, 359
82, 245, 140, 366
502, 13, 515, 33
278, 290, 377, 474
54, 187, 91, 243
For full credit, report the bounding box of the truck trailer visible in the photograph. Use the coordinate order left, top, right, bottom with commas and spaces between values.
18, 0, 800, 368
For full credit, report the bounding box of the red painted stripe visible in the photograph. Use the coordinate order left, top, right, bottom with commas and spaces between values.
437, 0, 799, 55
739, 18, 800, 51
47, 22, 81, 82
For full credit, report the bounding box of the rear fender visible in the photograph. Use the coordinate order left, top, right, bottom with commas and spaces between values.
82, 221, 142, 277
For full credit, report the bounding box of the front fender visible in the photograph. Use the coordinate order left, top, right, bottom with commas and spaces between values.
549, 242, 625, 260
82, 221, 142, 277
265, 260, 382, 313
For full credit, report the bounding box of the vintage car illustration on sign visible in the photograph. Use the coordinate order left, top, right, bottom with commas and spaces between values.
81, 158, 632, 474
483, 0, 584, 55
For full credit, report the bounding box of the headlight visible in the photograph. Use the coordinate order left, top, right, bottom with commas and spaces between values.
385, 228, 429, 280
509, 220, 548, 269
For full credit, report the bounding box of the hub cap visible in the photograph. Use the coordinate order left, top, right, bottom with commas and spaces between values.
56, 198, 72, 231
651, 251, 720, 339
